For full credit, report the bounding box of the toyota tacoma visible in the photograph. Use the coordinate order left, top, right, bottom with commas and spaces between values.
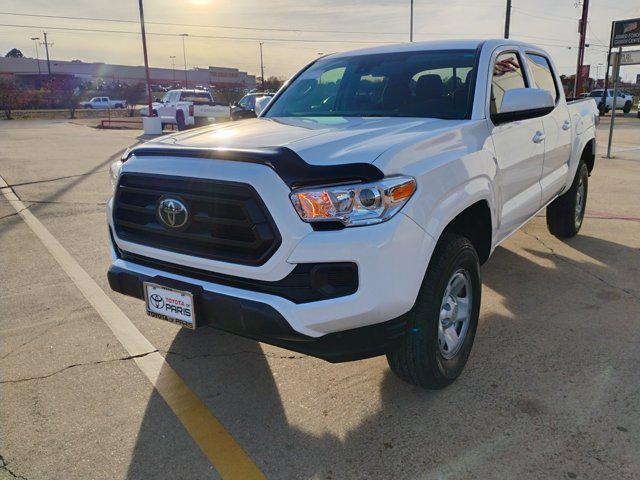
107, 40, 598, 388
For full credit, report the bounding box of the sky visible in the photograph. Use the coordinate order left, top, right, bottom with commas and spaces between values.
1, 0, 639, 82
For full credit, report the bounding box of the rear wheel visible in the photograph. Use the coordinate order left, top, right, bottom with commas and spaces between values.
546, 160, 588, 238
623, 101, 632, 114
386, 232, 481, 389
176, 111, 186, 131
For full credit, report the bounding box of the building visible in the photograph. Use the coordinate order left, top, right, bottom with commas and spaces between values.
0, 56, 256, 89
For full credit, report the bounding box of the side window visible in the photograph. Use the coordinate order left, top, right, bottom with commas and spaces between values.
491, 52, 527, 115
526, 53, 558, 102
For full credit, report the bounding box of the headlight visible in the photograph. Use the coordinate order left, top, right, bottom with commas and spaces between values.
290, 176, 416, 227
109, 159, 123, 192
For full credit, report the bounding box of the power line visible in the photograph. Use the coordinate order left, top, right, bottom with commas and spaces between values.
0, 22, 395, 44
0, 11, 501, 40
0, 11, 407, 36
512, 7, 578, 22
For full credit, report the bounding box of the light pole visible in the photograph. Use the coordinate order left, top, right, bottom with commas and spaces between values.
30, 37, 41, 76
42, 32, 52, 76
259, 42, 265, 91
170, 55, 176, 83
137, 0, 154, 118
504, 0, 512, 39
410, 0, 414, 42
180, 34, 188, 88
596, 63, 604, 84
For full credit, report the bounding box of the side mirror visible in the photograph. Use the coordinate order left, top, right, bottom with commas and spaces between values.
254, 96, 272, 116
492, 88, 554, 125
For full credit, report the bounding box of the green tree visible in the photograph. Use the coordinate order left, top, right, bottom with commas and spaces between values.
5, 48, 24, 58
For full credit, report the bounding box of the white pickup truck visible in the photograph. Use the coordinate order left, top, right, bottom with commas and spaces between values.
107, 40, 598, 388
80, 97, 126, 109
140, 89, 229, 130
587, 89, 634, 114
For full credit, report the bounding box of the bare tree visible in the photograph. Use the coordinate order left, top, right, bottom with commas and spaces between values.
0, 78, 27, 119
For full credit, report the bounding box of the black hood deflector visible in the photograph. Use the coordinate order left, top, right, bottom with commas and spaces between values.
124, 145, 384, 189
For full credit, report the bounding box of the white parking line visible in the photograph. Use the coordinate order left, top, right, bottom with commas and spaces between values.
0, 175, 266, 480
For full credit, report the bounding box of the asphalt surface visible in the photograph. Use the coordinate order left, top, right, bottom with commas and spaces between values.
1, 117, 639, 480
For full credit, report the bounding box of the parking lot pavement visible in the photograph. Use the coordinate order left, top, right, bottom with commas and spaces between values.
1, 118, 639, 480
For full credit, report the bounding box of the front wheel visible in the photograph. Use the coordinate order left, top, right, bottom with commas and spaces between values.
623, 101, 632, 114
387, 232, 481, 389
546, 160, 588, 238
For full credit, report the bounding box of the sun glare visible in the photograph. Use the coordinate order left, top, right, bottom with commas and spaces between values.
188, 0, 213, 5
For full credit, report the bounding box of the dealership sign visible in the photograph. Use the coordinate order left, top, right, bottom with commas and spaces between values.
611, 50, 640, 66
612, 18, 640, 47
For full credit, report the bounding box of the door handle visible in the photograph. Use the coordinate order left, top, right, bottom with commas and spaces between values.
533, 131, 546, 143
562, 120, 571, 130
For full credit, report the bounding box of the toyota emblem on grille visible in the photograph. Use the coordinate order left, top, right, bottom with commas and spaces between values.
157, 197, 189, 229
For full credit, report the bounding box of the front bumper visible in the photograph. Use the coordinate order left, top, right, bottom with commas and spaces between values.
108, 263, 408, 362
107, 154, 437, 359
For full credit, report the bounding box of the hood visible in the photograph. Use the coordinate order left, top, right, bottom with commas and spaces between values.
144, 116, 468, 166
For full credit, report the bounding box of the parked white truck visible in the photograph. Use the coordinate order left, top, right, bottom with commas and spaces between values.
587, 89, 634, 114
107, 40, 598, 388
140, 89, 230, 130
80, 97, 126, 109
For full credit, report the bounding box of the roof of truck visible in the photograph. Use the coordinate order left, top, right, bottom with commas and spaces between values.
326, 39, 542, 59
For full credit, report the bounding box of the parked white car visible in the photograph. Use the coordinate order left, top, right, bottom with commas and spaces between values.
80, 97, 126, 109
140, 89, 229, 130
108, 39, 598, 388
587, 89, 634, 114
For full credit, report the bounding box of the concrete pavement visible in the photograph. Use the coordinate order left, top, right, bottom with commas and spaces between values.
1, 118, 639, 479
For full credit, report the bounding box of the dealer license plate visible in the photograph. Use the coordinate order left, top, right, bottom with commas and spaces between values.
144, 282, 196, 329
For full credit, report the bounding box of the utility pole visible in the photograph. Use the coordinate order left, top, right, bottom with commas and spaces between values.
259, 42, 265, 91
410, 0, 414, 42
180, 34, 188, 88
504, 0, 512, 39
42, 32, 52, 75
170, 55, 176, 82
30, 37, 41, 75
573, 0, 590, 97
137, 0, 154, 118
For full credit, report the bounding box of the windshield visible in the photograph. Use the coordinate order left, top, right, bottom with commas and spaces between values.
265, 49, 477, 120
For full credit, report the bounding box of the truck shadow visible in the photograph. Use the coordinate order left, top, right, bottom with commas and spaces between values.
125, 231, 639, 479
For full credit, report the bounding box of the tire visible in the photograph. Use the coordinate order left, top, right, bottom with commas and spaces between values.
176, 111, 186, 131
546, 160, 588, 238
623, 101, 632, 115
386, 232, 481, 389
637, 111, 640, 119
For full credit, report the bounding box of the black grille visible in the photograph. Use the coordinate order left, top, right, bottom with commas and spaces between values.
113, 173, 281, 266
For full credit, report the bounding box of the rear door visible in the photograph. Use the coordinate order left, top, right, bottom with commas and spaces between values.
525, 52, 571, 203
488, 49, 545, 238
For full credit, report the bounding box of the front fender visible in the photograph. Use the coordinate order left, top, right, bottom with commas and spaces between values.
410, 175, 498, 248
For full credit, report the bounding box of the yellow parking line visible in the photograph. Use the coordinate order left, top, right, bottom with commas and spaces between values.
0, 175, 266, 480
